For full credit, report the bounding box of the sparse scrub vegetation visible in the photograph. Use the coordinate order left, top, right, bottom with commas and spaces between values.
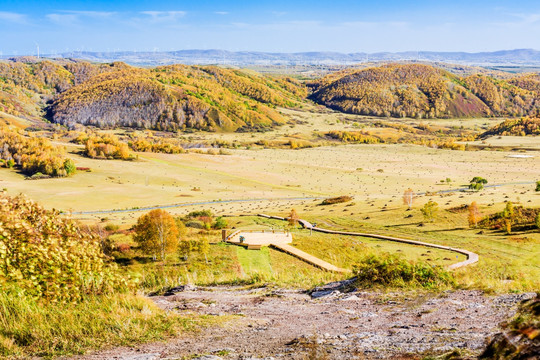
353, 253, 456, 289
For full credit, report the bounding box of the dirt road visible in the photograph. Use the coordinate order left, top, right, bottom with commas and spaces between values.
69, 285, 535, 360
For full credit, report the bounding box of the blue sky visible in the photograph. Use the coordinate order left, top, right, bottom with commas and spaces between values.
1, 0, 540, 55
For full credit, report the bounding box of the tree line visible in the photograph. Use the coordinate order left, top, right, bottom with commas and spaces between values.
0, 127, 76, 177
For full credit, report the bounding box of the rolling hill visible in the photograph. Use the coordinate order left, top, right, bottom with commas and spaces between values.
309, 64, 540, 119
0, 59, 306, 132
2, 60, 540, 130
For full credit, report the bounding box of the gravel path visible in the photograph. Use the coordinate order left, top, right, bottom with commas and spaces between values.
68, 286, 535, 360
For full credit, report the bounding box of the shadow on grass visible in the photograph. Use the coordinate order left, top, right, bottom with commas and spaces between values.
384, 222, 422, 228
423, 227, 468, 233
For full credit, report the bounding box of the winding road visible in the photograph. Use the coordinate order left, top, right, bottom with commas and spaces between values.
258, 214, 479, 270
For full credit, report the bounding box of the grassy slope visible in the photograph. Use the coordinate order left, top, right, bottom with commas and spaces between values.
0, 285, 232, 358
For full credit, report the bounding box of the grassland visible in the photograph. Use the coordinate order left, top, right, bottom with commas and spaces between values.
1, 109, 539, 293
0, 290, 232, 358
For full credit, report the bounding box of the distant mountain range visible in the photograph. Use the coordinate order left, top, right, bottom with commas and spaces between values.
16, 48, 540, 67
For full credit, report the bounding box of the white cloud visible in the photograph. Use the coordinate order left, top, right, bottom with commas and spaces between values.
46, 10, 115, 25
46, 13, 79, 25
140, 11, 186, 22
214, 11, 229, 15
0, 11, 27, 24
62, 10, 116, 18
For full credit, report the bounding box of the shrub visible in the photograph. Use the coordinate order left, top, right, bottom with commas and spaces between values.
0, 127, 75, 177
479, 206, 540, 232
186, 209, 213, 218
0, 194, 131, 302
185, 220, 204, 229
104, 223, 120, 232
84, 133, 133, 160
325, 130, 381, 144
213, 216, 228, 229
469, 176, 488, 191
178, 237, 210, 260
63, 158, 77, 175
320, 195, 353, 205
353, 253, 455, 289
421, 200, 439, 223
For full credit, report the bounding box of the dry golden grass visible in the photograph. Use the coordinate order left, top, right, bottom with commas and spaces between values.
1, 109, 538, 292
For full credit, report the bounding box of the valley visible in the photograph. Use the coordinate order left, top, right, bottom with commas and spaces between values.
0, 58, 539, 359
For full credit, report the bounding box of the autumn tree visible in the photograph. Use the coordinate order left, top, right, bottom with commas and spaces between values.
502, 202, 515, 234
403, 188, 415, 209
536, 181, 540, 192
288, 209, 300, 228
133, 209, 179, 261
178, 236, 210, 263
421, 200, 438, 223
468, 201, 481, 228
0, 127, 76, 177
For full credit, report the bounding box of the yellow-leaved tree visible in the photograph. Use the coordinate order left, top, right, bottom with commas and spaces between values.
468, 201, 481, 228
133, 209, 179, 261
0, 194, 131, 301
288, 209, 299, 228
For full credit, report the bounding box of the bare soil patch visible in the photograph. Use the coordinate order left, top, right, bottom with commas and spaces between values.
67, 286, 535, 360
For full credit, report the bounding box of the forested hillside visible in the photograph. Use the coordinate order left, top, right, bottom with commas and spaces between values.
2, 60, 540, 130
0, 59, 306, 131
309, 64, 540, 119
481, 116, 540, 137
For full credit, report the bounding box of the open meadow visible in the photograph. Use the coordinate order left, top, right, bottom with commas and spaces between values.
2, 112, 539, 293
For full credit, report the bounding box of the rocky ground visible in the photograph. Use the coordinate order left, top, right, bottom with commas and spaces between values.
68, 283, 536, 360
